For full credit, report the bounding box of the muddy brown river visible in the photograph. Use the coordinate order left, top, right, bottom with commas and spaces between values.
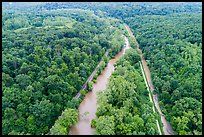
69, 36, 130, 135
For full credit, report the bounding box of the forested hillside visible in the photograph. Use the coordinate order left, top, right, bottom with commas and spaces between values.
124, 12, 202, 135
35, 2, 201, 20
2, 2, 202, 135
2, 7, 125, 135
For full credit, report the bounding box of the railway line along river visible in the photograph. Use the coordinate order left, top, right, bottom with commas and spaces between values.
69, 36, 130, 135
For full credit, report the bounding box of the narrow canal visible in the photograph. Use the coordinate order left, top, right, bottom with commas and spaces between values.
125, 24, 174, 135
69, 36, 130, 135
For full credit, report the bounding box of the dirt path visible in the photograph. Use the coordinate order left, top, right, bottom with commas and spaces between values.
139, 61, 161, 135
125, 24, 174, 135
153, 94, 174, 135
75, 51, 109, 99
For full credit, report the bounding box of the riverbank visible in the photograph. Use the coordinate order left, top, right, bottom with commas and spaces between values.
69, 36, 130, 135
125, 24, 174, 135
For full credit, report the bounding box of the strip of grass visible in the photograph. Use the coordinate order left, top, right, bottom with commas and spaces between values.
140, 60, 164, 135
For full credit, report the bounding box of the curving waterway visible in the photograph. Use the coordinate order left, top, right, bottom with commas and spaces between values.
69, 36, 130, 135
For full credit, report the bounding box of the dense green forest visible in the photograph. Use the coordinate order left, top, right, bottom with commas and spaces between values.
2, 6, 125, 135
124, 12, 202, 135
92, 49, 160, 135
2, 2, 202, 135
